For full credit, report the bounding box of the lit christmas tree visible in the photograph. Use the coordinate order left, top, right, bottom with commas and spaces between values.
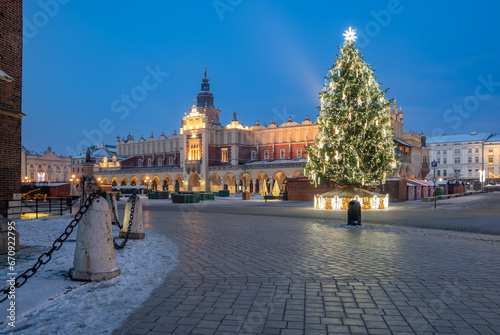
305, 27, 397, 188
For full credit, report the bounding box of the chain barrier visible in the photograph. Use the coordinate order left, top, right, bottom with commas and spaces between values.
113, 192, 136, 250
109, 194, 122, 229
0, 190, 104, 304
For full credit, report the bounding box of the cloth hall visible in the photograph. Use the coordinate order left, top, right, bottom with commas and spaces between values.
95, 70, 428, 194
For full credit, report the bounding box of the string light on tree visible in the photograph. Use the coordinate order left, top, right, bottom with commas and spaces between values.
305, 27, 397, 208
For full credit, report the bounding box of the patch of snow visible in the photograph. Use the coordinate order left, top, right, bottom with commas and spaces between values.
0, 216, 178, 334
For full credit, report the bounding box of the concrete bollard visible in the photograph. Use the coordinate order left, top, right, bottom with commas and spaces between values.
70, 196, 120, 281
119, 195, 145, 239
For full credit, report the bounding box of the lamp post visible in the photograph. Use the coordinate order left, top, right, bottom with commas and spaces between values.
431, 160, 437, 209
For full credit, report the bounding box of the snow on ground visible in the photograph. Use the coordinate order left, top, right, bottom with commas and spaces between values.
0, 215, 178, 334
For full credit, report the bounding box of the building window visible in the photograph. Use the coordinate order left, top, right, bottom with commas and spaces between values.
251, 151, 256, 160
30, 172, 34, 179
158, 158, 162, 165
189, 141, 200, 161
489, 157, 494, 164
443, 157, 447, 164
64, 173, 68, 180
454, 149, 460, 154
169, 157, 173, 165
437, 170, 441, 176
221, 148, 228, 162
468, 169, 472, 176
437, 158, 441, 164
77, 168, 80, 173
297, 149, 302, 158
38, 165, 42, 169
443, 150, 447, 155
148, 158, 152, 166
475, 156, 479, 163
30, 164, 34, 168
443, 170, 447, 177
138, 159, 142, 167
437, 150, 441, 155
280, 149, 285, 159
475, 147, 479, 153
454, 157, 460, 164
264, 150, 269, 159
489, 149, 493, 153
48, 172, 52, 180
454, 169, 461, 177
468, 148, 472, 154
468, 157, 472, 163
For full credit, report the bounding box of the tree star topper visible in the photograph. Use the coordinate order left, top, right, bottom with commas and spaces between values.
343, 27, 357, 43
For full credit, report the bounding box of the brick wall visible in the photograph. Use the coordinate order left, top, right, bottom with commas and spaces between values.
0, 114, 22, 199
0, 0, 23, 201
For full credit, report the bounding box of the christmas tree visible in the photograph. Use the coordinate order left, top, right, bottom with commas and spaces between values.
305, 27, 397, 188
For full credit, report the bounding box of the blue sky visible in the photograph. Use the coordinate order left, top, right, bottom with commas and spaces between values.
22, 0, 500, 156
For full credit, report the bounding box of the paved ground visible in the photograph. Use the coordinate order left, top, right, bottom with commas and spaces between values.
113, 193, 500, 334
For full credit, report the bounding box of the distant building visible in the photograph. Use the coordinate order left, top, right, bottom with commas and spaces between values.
21, 146, 72, 183
71, 144, 118, 176
0, 0, 24, 200
484, 134, 500, 184
424, 132, 492, 184
95, 70, 429, 193
389, 100, 430, 179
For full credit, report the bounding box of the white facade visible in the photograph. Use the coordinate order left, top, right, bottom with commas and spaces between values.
425, 132, 491, 181
484, 134, 500, 183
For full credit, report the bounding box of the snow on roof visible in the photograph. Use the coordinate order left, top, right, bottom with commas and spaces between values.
407, 179, 434, 187
485, 133, 500, 143
0, 67, 13, 82
426, 132, 491, 144
394, 138, 412, 147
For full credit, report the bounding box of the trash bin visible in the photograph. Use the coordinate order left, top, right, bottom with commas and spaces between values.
347, 199, 361, 226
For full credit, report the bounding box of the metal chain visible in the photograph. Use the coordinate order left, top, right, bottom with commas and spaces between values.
113, 192, 136, 250
0, 190, 104, 303
109, 194, 122, 229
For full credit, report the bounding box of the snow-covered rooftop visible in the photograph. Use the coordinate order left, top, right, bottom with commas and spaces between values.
485, 133, 500, 143
426, 132, 491, 144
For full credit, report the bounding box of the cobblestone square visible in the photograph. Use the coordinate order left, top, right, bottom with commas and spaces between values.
114, 193, 500, 334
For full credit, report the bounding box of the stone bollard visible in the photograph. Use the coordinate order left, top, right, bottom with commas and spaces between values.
70, 196, 120, 281
119, 195, 145, 239
106, 193, 119, 224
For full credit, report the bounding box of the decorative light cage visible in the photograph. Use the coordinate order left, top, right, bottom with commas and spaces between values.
314, 194, 389, 210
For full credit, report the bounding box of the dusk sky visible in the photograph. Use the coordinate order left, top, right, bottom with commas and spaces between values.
21, 0, 500, 156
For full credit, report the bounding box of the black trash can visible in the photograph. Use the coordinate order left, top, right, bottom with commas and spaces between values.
347, 199, 361, 226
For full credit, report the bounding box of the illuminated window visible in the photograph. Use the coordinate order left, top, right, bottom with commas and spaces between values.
189, 141, 200, 161
251, 151, 256, 160
264, 150, 269, 159
297, 149, 302, 158
221, 148, 228, 162
280, 149, 285, 159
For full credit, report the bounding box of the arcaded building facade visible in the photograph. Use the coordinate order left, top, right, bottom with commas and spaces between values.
97, 70, 317, 193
